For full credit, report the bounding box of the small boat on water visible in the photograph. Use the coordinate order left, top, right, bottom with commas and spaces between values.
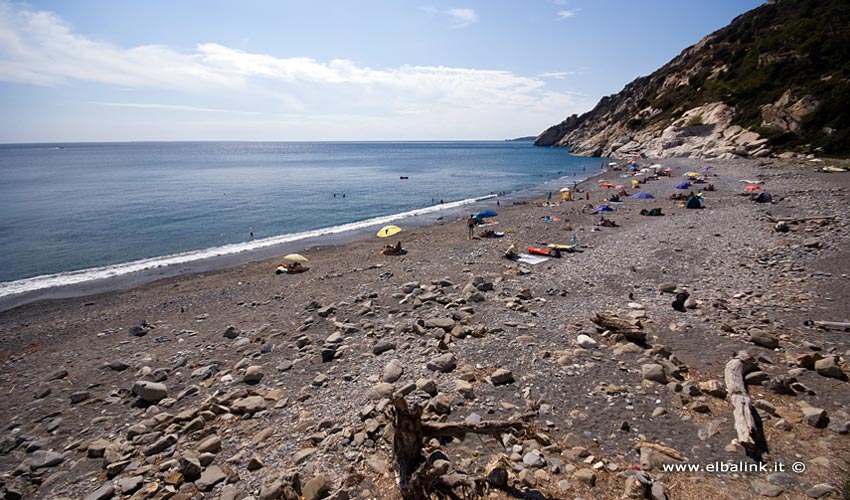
400, 176, 409, 179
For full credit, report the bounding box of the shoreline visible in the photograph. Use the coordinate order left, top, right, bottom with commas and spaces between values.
0, 168, 600, 313
1, 157, 848, 500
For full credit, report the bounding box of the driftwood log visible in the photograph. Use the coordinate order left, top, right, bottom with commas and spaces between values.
813, 321, 850, 331
766, 215, 835, 223
391, 396, 532, 500
724, 351, 766, 458
592, 312, 646, 341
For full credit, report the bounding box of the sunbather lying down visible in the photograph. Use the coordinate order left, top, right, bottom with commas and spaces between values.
276, 262, 308, 274
594, 216, 618, 227
480, 229, 505, 238
381, 241, 406, 255
639, 208, 664, 216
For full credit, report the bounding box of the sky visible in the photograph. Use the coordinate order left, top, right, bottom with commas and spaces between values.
0, 0, 765, 143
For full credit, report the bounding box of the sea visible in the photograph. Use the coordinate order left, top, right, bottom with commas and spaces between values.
0, 141, 601, 308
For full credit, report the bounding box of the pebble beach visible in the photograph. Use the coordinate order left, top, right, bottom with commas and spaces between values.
1, 157, 849, 500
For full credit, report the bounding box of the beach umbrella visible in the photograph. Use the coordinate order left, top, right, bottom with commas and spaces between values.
685, 172, 700, 177
377, 225, 402, 238
559, 187, 571, 192
284, 253, 309, 262
675, 181, 692, 189
744, 185, 761, 192
600, 182, 615, 188
631, 192, 654, 199
594, 205, 614, 212
477, 210, 497, 218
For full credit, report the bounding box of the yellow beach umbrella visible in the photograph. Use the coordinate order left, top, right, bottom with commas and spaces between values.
685, 172, 700, 177
283, 253, 309, 262
377, 225, 402, 238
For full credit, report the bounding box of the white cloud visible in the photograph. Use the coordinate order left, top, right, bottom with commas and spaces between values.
552, 0, 568, 4
537, 71, 572, 80
88, 101, 260, 115
556, 10, 576, 19
445, 8, 478, 28
0, 1, 594, 140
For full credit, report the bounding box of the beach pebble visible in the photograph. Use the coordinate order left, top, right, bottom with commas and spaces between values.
195, 465, 226, 491
223, 325, 240, 339
801, 407, 828, 428
642, 364, 667, 384
382, 359, 404, 383
231, 396, 267, 414
748, 330, 779, 349
372, 341, 396, 355
367, 383, 395, 400
426, 353, 457, 372
118, 476, 144, 495
416, 378, 438, 396
427, 393, 453, 415
576, 334, 598, 349
523, 449, 545, 468
490, 368, 515, 385
814, 357, 844, 378
805, 484, 839, 498
45, 369, 68, 381
29, 450, 65, 469
83, 483, 114, 500
198, 435, 221, 453
657, 283, 677, 293
751, 479, 783, 497
132, 380, 168, 402
572, 468, 596, 486
243, 365, 264, 384
302, 474, 331, 500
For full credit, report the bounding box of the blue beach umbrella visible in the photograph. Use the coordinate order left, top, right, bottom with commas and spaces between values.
631, 192, 655, 199
675, 181, 692, 189
594, 205, 614, 212
477, 210, 497, 218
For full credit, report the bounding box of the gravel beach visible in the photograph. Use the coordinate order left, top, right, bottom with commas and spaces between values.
1, 157, 849, 500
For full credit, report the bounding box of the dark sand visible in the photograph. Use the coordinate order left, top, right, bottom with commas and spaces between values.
1, 157, 849, 499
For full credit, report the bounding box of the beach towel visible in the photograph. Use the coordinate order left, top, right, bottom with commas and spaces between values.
516, 253, 549, 265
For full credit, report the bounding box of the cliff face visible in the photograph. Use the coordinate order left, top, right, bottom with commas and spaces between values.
537, 0, 850, 158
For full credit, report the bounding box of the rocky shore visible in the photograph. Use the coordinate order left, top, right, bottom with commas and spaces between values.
1, 158, 849, 500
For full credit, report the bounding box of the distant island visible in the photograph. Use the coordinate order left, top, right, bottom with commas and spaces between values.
505, 136, 536, 142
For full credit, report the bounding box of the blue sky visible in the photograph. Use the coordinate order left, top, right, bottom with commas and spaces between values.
0, 0, 764, 142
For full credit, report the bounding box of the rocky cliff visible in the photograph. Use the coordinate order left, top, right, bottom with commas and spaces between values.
537, 0, 850, 158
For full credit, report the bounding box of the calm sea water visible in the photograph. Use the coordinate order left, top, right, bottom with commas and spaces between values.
0, 141, 598, 294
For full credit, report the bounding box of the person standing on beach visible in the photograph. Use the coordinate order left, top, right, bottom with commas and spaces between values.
467, 215, 476, 239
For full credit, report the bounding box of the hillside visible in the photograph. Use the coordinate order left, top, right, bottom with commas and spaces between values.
536, 0, 850, 158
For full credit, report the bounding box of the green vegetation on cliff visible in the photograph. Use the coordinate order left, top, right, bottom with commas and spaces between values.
539, 0, 850, 156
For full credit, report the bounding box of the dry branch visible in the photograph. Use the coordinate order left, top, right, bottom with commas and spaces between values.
766, 215, 835, 223
391, 396, 532, 500
813, 321, 850, 331
724, 351, 763, 455
592, 312, 646, 341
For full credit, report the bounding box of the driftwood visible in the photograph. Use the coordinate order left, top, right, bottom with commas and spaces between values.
766, 215, 835, 223
634, 442, 683, 461
591, 312, 646, 341
813, 321, 850, 331
724, 351, 766, 458
391, 396, 532, 500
